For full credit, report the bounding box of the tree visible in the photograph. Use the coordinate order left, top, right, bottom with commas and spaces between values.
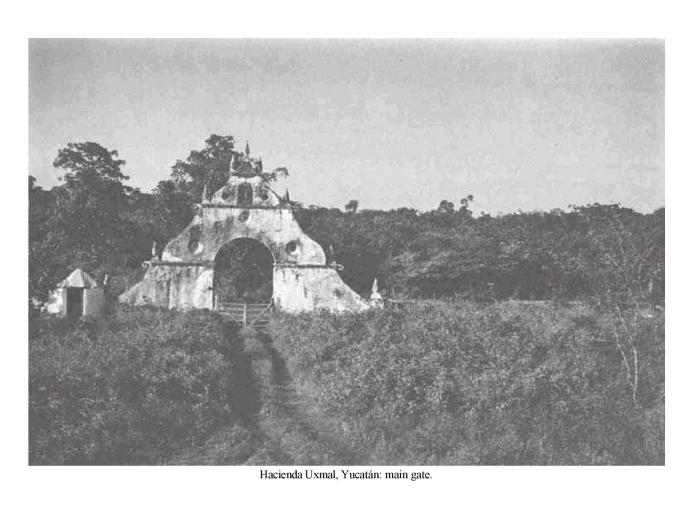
52, 142, 133, 258
459, 194, 474, 217
151, 180, 195, 242
169, 134, 237, 203
345, 200, 359, 213
29, 175, 62, 301
55, 142, 130, 189
159, 134, 291, 232
436, 200, 455, 214
28, 142, 155, 302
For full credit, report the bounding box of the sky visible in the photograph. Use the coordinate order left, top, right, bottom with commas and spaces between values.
29, 39, 664, 214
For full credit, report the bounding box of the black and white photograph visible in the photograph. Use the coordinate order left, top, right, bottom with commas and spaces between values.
27, 37, 665, 468
8, 0, 688, 501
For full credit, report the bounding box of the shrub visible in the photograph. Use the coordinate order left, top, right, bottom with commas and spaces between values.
272, 300, 664, 465
29, 306, 240, 465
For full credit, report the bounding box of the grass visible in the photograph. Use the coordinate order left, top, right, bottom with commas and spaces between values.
29, 298, 664, 465
271, 299, 664, 465
29, 305, 242, 465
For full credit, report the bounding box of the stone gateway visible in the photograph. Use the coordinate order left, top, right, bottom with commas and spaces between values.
120, 146, 372, 313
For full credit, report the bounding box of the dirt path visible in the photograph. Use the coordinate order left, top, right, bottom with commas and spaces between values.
169, 325, 362, 465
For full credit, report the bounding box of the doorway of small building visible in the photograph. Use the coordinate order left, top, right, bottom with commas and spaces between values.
213, 238, 274, 307
65, 288, 83, 319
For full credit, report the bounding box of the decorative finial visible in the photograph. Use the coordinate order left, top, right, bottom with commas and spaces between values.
284, 188, 291, 203
202, 183, 208, 203
370, 278, 384, 309
245, 141, 250, 156
229, 153, 235, 171
151, 241, 159, 261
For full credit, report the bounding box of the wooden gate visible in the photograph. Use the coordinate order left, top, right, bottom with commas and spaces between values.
215, 298, 273, 331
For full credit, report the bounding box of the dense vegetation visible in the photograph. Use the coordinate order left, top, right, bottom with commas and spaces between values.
30, 299, 664, 465
297, 203, 664, 304
28, 134, 665, 465
29, 135, 663, 307
29, 306, 244, 464
272, 300, 664, 465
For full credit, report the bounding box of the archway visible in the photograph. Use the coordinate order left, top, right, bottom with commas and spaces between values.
121, 150, 372, 313
213, 238, 274, 305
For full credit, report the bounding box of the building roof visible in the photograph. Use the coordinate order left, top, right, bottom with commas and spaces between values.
55, 268, 99, 289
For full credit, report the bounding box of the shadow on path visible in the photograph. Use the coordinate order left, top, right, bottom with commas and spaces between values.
167, 323, 293, 465
254, 331, 362, 465
169, 321, 362, 465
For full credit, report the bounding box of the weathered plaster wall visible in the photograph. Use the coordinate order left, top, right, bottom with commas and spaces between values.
210, 175, 282, 208
162, 207, 326, 266
121, 262, 372, 313
273, 266, 370, 313
45, 288, 65, 314
121, 172, 372, 314
82, 288, 105, 318
119, 265, 213, 310
45, 287, 105, 317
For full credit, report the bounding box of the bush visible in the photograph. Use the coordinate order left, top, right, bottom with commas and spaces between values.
29, 306, 240, 465
272, 300, 664, 465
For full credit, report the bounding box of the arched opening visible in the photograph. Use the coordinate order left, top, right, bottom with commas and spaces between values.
213, 238, 274, 304
237, 182, 253, 207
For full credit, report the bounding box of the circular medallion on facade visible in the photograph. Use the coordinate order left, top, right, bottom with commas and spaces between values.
188, 241, 204, 255
238, 210, 250, 223
286, 240, 300, 255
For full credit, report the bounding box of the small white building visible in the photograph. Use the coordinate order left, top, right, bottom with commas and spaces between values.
45, 268, 104, 318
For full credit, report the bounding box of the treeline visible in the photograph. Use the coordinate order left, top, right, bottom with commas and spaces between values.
29, 135, 664, 306
297, 202, 664, 304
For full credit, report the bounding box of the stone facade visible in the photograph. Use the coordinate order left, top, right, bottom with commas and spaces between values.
120, 148, 371, 313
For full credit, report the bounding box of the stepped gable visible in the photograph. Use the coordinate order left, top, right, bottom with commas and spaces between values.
120, 143, 373, 313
